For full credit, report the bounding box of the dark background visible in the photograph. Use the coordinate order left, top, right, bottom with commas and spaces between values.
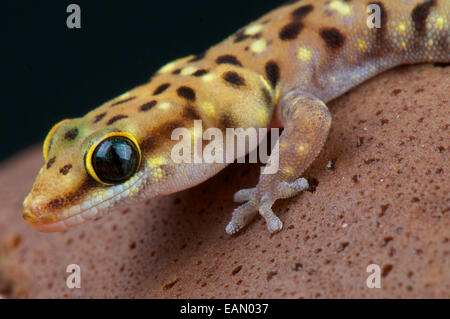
1, 0, 281, 161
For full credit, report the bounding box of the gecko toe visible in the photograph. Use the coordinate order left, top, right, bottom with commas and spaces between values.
226, 201, 258, 235
258, 199, 283, 233
233, 188, 255, 203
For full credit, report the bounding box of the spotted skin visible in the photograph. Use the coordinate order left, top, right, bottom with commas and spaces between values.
23, 0, 449, 233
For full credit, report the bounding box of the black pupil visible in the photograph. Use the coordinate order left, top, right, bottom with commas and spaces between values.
92, 137, 139, 184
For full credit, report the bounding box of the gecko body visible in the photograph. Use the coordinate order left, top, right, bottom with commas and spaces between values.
23, 0, 449, 233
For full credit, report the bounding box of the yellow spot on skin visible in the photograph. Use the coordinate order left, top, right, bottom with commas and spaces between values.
297, 47, 312, 62
397, 22, 407, 35
329, 0, 352, 16
401, 41, 407, 49
158, 61, 176, 73
357, 39, 368, 52
250, 39, 267, 54
245, 24, 263, 35
201, 101, 216, 119
202, 73, 215, 82
282, 166, 294, 176
296, 145, 306, 153
435, 16, 446, 30
158, 102, 171, 110
428, 39, 434, 47
181, 66, 197, 75
147, 156, 166, 168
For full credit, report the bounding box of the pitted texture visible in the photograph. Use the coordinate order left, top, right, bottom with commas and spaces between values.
0, 64, 448, 298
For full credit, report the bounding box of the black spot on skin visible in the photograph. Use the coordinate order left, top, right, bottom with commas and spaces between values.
183, 105, 201, 120
223, 71, 246, 87
93, 112, 107, 123
234, 31, 261, 43
59, 164, 72, 175
141, 136, 156, 152
234, 30, 250, 43
265, 61, 280, 88
216, 55, 243, 67
192, 69, 208, 77
279, 22, 304, 40
368, 2, 387, 43
291, 4, 314, 19
261, 87, 272, 106
172, 68, 181, 75
64, 128, 78, 140
159, 120, 184, 137
251, 33, 262, 40
219, 113, 236, 129
189, 52, 206, 62
153, 83, 170, 95
320, 27, 345, 49
177, 86, 196, 101
412, 0, 436, 33
111, 96, 136, 107
107, 115, 128, 125
46, 156, 56, 169
139, 100, 157, 112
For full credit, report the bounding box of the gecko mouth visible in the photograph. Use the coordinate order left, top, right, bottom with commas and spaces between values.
23, 169, 147, 232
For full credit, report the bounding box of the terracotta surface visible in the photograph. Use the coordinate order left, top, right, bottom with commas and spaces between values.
0, 64, 448, 298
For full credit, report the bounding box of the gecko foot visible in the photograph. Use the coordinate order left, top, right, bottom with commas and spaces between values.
226, 177, 309, 235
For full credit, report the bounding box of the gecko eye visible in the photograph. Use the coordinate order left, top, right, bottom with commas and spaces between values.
85, 132, 141, 185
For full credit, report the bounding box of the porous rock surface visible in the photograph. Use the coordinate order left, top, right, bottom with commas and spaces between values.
0, 64, 448, 298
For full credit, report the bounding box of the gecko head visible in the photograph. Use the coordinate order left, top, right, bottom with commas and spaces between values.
22, 115, 146, 231
22, 98, 193, 232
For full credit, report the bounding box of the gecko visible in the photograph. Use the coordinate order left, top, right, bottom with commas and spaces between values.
23, 0, 449, 233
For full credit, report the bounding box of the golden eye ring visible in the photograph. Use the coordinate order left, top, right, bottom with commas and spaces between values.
85, 132, 141, 185
43, 119, 70, 162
